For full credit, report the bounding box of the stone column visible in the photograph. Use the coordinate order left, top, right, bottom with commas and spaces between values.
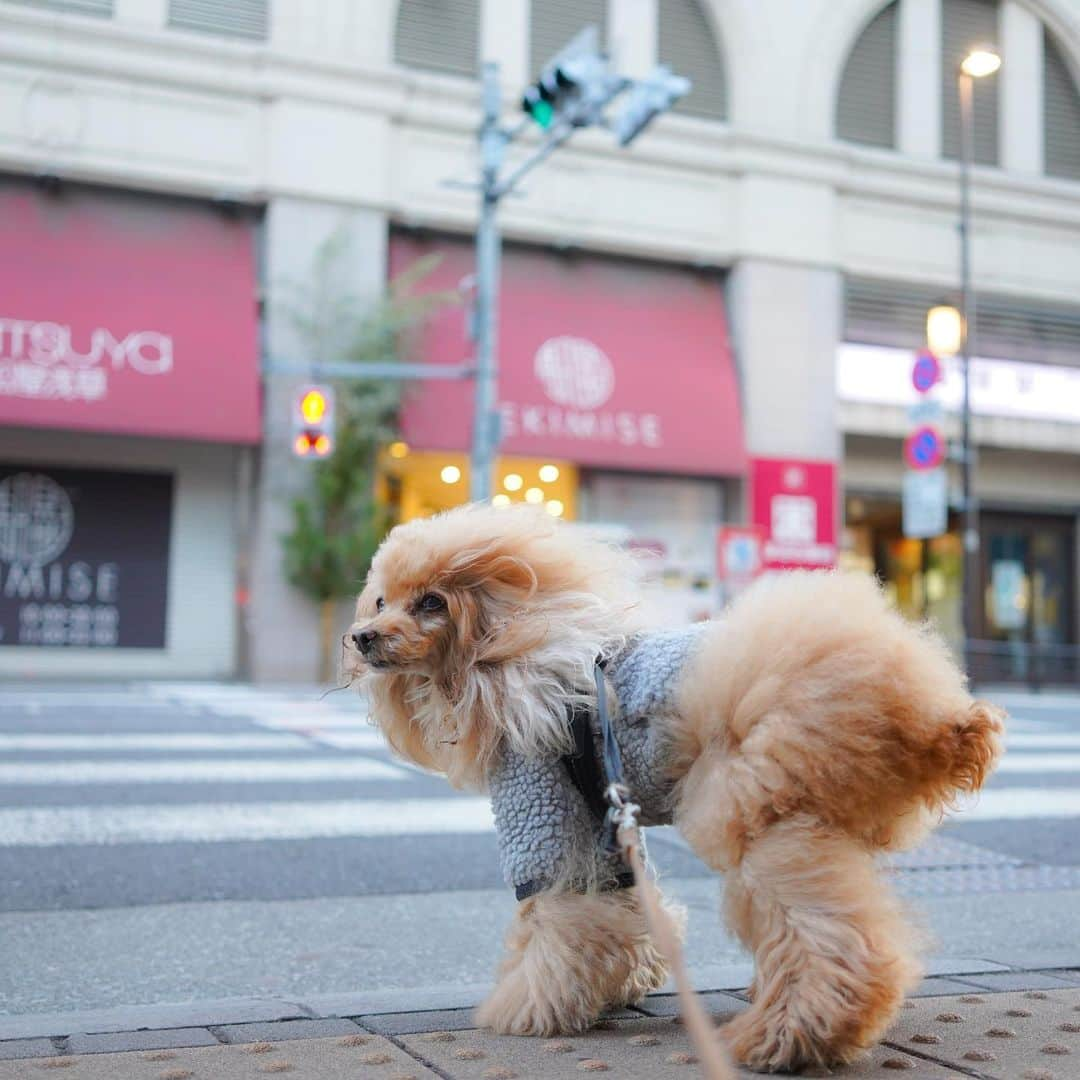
248, 198, 388, 683
609, 0, 657, 78
898, 0, 942, 158
1000, 0, 1043, 174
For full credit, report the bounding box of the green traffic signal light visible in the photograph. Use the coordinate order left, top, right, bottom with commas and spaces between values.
530, 99, 554, 128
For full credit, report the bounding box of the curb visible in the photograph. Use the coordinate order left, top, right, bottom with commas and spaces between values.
3, 964, 1080, 1061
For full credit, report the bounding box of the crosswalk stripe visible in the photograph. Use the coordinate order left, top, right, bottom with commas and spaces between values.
312, 731, 391, 751
254, 715, 376, 731
0, 797, 494, 846
953, 787, 1080, 821
995, 752, 1080, 773
0, 758, 408, 785
1006, 733, 1080, 749
0, 734, 312, 752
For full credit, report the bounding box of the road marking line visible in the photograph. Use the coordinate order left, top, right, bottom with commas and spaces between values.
0, 797, 494, 846
952, 787, 1080, 821
0, 734, 312, 752
0, 758, 407, 785
995, 752, 1080, 773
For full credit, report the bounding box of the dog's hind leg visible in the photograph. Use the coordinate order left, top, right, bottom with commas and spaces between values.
475, 887, 673, 1036
720, 814, 921, 1072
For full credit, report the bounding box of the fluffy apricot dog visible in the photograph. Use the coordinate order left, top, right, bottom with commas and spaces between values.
345, 503, 1004, 1072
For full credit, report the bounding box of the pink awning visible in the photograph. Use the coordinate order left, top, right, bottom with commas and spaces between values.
0, 185, 261, 444
391, 234, 745, 476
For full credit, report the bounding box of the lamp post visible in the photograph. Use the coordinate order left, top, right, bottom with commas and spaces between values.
953, 46, 1001, 669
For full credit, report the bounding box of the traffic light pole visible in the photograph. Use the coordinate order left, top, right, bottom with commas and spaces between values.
470, 62, 504, 503
277, 35, 689, 497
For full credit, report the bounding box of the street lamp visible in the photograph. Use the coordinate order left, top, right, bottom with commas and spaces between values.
926, 304, 963, 359
955, 45, 1001, 670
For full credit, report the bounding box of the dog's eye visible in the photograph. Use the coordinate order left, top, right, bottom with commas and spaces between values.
417, 592, 446, 613
375, 597, 385, 612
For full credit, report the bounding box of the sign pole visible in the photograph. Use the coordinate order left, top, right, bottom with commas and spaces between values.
470, 62, 504, 503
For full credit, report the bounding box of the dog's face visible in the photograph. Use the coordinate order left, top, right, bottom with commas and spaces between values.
346, 573, 484, 679
343, 503, 640, 786
343, 506, 542, 684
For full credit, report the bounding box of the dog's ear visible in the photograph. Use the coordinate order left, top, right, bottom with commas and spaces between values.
444, 542, 539, 598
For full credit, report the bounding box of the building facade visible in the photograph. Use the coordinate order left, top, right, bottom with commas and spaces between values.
0, 0, 1078, 680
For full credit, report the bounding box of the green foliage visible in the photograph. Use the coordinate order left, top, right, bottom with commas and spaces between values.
281, 231, 459, 604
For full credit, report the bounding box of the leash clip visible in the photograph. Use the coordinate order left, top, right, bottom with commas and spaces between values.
602, 782, 640, 854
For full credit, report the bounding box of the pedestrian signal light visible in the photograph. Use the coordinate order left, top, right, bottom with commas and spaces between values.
299, 388, 329, 425
292, 384, 335, 459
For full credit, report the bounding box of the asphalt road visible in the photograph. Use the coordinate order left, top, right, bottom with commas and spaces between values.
1, 680, 1078, 1017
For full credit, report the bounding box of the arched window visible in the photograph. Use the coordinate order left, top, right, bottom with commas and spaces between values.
835, 1, 898, 148
394, 0, 480, 78
529, 0, 607, 77
1044, 29, 1080, 181
656, 0, 727, 121
941, 0, 999, 164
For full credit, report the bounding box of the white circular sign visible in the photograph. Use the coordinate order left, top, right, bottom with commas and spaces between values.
534, 336, 615, 410
0, 473, 75, 565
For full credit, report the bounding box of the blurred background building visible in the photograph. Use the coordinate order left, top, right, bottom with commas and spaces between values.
1, 0, 1079, 682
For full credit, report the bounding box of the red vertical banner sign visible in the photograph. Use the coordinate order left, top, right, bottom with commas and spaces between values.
750, 457, 838, 571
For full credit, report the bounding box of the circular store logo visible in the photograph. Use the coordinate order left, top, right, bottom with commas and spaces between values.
0, 473, 75, 565
534, 336, 615, 410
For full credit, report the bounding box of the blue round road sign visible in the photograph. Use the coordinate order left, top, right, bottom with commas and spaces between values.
904, 425, 944, 470
912, 351, 941, 394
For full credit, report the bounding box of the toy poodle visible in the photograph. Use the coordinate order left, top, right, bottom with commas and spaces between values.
344, 502, 1004, 1072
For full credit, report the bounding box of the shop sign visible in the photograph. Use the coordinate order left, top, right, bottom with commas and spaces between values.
838, 343, 1080, 425
0, 185, 260, 443
391, 235, 746, 476
902, 468, 948, 539
750, 457, 837, 570
0, 466, 172, 649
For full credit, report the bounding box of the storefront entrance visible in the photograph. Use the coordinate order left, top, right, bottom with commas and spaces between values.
975, 512, 1076, 684
844, 496, 1078, 682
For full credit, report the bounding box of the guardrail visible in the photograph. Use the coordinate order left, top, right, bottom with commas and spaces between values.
965, 638, 1080, 691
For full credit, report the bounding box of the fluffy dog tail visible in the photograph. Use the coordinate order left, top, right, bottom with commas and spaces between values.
930, 700, 1006, 797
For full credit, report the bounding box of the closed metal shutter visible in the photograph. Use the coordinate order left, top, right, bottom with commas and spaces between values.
656, 0, 727, 121
168, 0, 268, 40
845, 277, 1080, 367
394, 0, 479, 77
1044, 29, 1080, 182
941, 0, 1000, 164
835, 2, 897, 148
529, 0, 606, 77
7, 0, 111, 15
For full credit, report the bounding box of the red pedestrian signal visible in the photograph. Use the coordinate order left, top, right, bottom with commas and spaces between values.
292, 385, 335, 458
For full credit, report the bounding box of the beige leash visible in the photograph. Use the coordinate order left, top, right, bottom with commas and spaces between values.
618, 822, 736, 1080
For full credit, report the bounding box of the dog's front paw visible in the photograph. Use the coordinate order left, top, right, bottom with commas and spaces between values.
612, 943, 669, 1007
476, 967, 592, 1036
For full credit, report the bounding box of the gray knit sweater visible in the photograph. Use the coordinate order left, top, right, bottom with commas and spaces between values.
488, 623, 709, 898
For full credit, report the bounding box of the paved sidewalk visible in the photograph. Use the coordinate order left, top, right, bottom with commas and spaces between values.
3, 968, 1079, 1078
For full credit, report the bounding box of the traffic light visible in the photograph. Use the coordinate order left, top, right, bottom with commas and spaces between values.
292, 384, 335, 458
521, 25, 617, 130
613, 65, 692, 146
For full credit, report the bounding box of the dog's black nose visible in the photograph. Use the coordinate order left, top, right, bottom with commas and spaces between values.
353, 629, 377, 653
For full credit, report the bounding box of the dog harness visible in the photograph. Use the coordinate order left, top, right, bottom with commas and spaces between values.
488, 623, 710, 901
